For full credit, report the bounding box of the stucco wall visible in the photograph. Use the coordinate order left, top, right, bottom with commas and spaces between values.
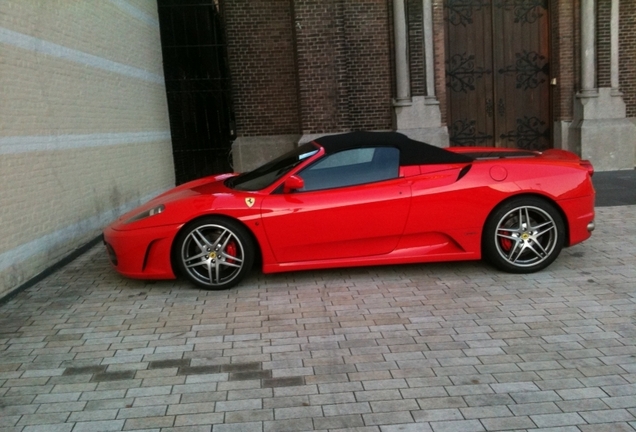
0, 0, 175, 299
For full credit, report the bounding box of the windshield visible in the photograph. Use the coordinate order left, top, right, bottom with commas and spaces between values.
226, 142, 319, 191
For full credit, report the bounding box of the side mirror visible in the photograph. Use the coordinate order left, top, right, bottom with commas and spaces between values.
283, 175, 304, 193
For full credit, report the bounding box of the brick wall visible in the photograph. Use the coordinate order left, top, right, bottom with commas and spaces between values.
226, 0, 393, 138
587, 0, 636, 117
551, 0, 577, 121
224, 0, 300, 137
619, 1, 636, 117
0, 1, 174, 299
340, 0, 393, 131
225, 0, 633, 147
597, 0, 611, 88
407, 0, 425, 96
294, 0, 393, 134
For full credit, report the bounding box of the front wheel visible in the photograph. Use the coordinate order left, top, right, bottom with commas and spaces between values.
174, 217, 254, 290
483, 197, 565, 273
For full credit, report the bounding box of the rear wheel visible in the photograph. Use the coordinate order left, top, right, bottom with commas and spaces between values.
175, 217, 254, 290
483, 197, 565, 273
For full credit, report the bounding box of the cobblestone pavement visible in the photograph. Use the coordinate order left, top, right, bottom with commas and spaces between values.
1, 205, 635, 432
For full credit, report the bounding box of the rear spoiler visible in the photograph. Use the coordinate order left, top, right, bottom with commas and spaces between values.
541, 149, 594, 176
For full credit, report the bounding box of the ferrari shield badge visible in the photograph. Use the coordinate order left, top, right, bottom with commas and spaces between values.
245, 197, 256, 208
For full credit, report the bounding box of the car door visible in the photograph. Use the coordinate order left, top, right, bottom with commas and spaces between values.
399, 165, 482, 257
260, 147, 411, 263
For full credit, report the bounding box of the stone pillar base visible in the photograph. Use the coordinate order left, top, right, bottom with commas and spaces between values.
569, 118, 636, 171
553, 120, 572, 150
569, 88, 636, 171
231, 134, 300, 173
393, 96, 449, 147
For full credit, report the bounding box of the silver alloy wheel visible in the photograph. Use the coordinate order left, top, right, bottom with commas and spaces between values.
494, 205, 558, 268
180, 224, 245, 287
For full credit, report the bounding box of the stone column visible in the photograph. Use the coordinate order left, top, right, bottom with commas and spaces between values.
611, 0, 620, 93
580, 0, 596, 95
569, 0, 635, 170
392, 0, 448, 147
423, 0, 436, 100
392, 0, 411, 106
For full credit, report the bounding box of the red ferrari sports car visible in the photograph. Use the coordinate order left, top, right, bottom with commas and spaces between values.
103, 132, 595, 290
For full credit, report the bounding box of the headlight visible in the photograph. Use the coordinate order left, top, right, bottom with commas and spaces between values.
125, 204, 165, 224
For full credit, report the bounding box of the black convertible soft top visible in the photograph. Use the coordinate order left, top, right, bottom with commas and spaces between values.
314, 131, 473, 165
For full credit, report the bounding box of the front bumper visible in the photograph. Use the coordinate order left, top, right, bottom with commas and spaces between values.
103, 223, 181, 280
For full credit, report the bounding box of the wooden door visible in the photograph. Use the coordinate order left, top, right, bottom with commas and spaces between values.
445, 0, 551, 150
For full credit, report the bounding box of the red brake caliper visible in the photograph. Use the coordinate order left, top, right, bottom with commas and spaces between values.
226, 242, 237, 264
500, 231, 512, 251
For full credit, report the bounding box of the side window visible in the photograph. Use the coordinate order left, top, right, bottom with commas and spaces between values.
298, 147, 399, 192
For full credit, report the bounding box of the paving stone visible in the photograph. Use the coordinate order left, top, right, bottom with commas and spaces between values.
417, 397, 467, 410
556, 387, 609, 400
579, 424, 636, 432
530, 412, 586, 428
224, 408, 273, 423
148, 359, 190, 369
91, 371, 136, 382
173, 412, 222, 427
172, 383, 219, 394
263, 418, 313, 432
116, 404, 167, 419
370, 399, 419, 413
71, 419, 124, 431
428, 419, 485, 432
2, 206, 635, 432
69, 409, 119, 421
579, 408, 635, 423
459, 405, 512, 419
480, 415, 536, 431
213, 422, 263, 432
412, 408, 463, 422
16, 412, 71, 426
556, 398, 609, 412
603, 395, 636, 409
262, 395, 308, 409
381, 424, 432, 432
463, 394, 516, 407
446, 384, 494, 396
262, 376, 303, 388
35, 401, 86, 413
274, 405, 322, 419
20, 424, 75, 432
216, 398, 261, 412
311, 414, 363, 429
363, 411, 414, 426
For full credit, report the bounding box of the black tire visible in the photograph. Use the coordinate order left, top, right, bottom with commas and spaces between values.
174, 216, 254, 290
482, 197, 565, 273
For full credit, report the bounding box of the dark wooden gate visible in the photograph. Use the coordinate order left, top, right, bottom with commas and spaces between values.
445, 0, 551, 150
158, 0, 234, 185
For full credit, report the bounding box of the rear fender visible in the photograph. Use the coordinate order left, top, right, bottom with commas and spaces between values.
481, 193, 571, 249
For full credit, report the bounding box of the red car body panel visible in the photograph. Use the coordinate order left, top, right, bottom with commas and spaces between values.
103, 135, 595, 282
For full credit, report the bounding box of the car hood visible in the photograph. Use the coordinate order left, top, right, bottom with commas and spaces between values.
110, 173, 240, 230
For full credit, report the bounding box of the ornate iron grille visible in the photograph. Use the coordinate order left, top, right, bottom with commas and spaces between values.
158, 0, 234, 185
